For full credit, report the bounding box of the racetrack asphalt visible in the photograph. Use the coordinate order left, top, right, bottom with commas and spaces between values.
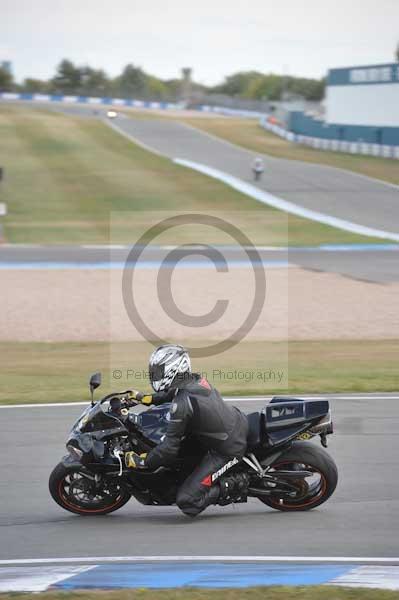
1, 244, 398, 283
109, 116, 399, 235
1, 394, 398, 560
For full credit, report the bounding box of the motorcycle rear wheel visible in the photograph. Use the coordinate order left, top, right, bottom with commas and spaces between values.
258, 442, 338, 511
49, 462, 131, 516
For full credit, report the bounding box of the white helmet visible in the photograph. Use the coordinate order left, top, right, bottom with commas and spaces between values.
149, 344, 191, 392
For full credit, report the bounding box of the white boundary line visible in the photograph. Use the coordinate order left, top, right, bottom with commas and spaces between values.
331, 565, 399, 590
0, 566, 96, 593
1, 395, 399, 409
1, 556, 399, 565
103, 118, 164, 157
174, 158, 399, 242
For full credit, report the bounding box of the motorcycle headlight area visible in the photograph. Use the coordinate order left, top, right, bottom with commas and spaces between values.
66, 443, 83, 460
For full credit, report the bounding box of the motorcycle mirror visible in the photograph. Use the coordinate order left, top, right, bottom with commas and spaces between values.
89, 372, 101, 405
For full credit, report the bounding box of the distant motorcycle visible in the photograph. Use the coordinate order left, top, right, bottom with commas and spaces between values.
252, 157, 264, 181
49, 373, 337, 516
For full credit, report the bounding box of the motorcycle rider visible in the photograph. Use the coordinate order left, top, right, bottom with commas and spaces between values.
125, 344, 249, 516
252, 156, 264, 181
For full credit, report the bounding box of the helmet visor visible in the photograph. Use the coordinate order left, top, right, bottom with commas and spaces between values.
149, 363, 165, 385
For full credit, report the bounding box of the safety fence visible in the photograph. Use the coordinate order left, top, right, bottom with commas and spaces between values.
0, 92, 184, 111
199, 104, 266, 118
260, 116, 399, 160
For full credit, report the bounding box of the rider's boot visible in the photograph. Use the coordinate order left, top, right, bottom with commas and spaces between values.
215, 472, 250, 506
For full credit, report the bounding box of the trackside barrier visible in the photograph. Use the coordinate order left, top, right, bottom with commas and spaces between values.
260, 116, 399, 160
0, 92, 185, 111
200, 104, 267, 118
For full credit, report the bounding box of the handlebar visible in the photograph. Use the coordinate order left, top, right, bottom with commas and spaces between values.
98, 391, 139, 406
109, 394, 140, 412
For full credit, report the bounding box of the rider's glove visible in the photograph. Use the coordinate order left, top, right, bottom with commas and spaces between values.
129, 390, 153, 406
125, 451, 147, 469
140, 394, 153, 405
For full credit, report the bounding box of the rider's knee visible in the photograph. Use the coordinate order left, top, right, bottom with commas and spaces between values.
176, 488, 203, 516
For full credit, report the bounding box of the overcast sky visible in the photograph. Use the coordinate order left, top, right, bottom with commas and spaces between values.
1, 0, 398, 84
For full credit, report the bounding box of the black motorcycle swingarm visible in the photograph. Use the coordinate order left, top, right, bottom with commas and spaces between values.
248, 472, 307, 498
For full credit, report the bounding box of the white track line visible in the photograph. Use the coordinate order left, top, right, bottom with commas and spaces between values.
174, 159, 399, 242
1, 556, 399, 565
1, 395, 399, 409
104, 119, 163, 156
331, 566, 399, 590
0, 566, 95, 592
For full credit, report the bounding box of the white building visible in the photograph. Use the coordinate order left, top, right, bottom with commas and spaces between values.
326, 63, 399, 127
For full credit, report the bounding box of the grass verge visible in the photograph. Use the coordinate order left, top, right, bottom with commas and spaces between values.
182, 117, 399, 187
0, 105, 385, 246
1, 587, 399, 600
0, 339, 397, 405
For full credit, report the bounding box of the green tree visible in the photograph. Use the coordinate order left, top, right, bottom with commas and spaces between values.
22, 78, 50, 93
79, 67, 109, 96
213, 71, 263, 96
287, 76, 325, 101
163, 78, 182, 100
52, 59, 81, 93
245, 74, 283, 100
211, 69, 324, 101
146, 76, 167, 100
117, 64, 147, 98
0, 67, 14, 91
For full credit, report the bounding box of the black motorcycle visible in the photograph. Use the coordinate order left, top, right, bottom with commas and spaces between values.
49, 373, 337, 516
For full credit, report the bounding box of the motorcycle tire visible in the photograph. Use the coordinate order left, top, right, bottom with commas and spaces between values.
258, 441, 338, 511
49, 462, 131, 516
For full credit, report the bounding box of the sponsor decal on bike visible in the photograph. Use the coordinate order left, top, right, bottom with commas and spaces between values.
296, 432, 312, 440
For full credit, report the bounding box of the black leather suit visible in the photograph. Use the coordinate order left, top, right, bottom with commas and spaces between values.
145, 374, 248, 516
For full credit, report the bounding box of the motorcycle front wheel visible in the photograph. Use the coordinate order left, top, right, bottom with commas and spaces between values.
49, 462, 131, 516
258, 442, 338, 511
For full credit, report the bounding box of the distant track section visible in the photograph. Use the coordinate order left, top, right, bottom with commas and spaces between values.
175, 158, 399, 241
0, 91, 183, 111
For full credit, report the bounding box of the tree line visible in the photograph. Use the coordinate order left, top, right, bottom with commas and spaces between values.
0, 59, 326, 101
